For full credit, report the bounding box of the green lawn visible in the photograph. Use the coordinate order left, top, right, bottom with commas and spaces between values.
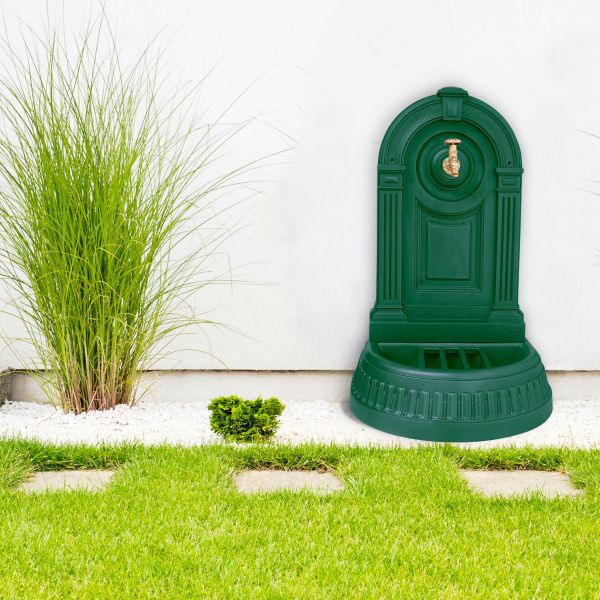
0, 441, 598, 599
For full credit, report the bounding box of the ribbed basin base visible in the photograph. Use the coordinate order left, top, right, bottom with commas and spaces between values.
350, 340, 552, 442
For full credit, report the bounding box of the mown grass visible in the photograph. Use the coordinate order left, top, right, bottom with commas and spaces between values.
0, 441, 598, 599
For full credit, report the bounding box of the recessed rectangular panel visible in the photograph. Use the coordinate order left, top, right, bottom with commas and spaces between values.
413, 203, 483, 294
426, 221, 471, 280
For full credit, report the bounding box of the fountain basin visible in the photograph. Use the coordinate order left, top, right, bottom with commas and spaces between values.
350, 340, 552, 442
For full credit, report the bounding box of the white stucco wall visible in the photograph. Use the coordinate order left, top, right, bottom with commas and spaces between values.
1, 0, 600, 372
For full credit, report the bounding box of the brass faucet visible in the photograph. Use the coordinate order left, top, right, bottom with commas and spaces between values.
443, 138, 461, 177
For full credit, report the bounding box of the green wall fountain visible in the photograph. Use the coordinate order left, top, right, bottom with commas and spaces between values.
350, 87, 552, 442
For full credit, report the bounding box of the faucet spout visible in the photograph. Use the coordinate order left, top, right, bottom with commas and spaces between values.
443, 138, 461, 177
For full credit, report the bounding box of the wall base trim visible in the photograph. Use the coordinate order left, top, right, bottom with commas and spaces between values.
6, 370, 600, 405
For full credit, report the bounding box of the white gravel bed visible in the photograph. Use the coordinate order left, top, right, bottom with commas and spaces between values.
0, 396, 598, 448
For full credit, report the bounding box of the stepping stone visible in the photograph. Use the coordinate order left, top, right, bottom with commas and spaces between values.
18, 470, 114, 493
235, 470, 344, 495
461, 469, 582, 498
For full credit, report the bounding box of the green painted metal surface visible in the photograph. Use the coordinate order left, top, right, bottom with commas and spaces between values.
351, 87, 552, 442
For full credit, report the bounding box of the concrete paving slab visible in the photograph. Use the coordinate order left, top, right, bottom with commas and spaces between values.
461, 469, 582, 498
18, 470, 115, 493
235, 469, 344, 494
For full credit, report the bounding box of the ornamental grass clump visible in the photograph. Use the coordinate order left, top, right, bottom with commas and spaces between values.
0, 18, 257, 413
208, 395, 285, 442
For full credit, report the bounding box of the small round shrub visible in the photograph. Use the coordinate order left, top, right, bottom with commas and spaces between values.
208, 395, 285, 442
